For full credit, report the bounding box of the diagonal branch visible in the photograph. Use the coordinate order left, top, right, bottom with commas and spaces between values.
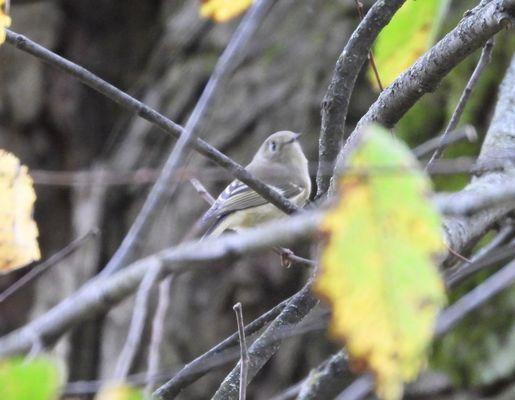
4, 18, 296, 230
316, 0, 407, 197
101, 0, 280, 275
332, 0, 515, 184
0, 211, 322, 357
425, 38, 494, 169
210, 283, 318, 400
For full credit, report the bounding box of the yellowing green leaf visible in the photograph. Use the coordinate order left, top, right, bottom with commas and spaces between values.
314, 125, 446, 400
0, 0, 10, 45
0, 150, 40, 273
0, 357, 61, 400
95, 384, 143, 400
200, 0, 254, 22
370, 0, 448, 88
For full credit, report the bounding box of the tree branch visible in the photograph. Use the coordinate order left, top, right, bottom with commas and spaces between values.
425, 38, 494, 168
0, 211, 322, 357
210, 283, 318, 400
102, 0, 281, 275
316, 0, 407, 197
332, 0, 515, 182
152, 293, 297, 398
4, 21, 297, 225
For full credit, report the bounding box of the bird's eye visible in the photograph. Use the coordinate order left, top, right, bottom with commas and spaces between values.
269, 140, 277, 152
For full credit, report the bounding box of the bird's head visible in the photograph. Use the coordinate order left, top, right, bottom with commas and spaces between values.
254, 131, 306, 166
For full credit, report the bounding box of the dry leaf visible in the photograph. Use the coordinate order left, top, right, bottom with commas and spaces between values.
0, 150, 40, 273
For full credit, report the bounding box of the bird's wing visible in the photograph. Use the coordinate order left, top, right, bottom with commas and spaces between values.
201, 180, 303, 223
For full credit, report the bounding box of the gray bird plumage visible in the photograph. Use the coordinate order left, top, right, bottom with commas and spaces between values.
201, 131, 311, 238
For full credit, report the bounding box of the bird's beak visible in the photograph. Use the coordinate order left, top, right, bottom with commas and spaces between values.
285, 132, 302, 145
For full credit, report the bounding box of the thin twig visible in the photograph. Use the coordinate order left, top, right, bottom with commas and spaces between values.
447, 242, 515, 288
62, 303, 328, 396
4, 27, 296, 223
153, 294, 296, 398
0, 211, 323, 357
333, 0, 514, 183
317, 0, 406, 197
145, 275, 174, 396
445, 225, 514, 287
210, 283, 318, 400
113, 263, 162, 380
354, 0, 384, 91
413, 125, 477, 158
101, 0, 280, 276
0, 230, 97, 304
426, 38, 494, 169
233, 303, 249, 400
189, 178, 216, 205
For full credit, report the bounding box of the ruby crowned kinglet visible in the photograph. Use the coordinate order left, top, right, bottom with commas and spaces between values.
201, 131, 311, 238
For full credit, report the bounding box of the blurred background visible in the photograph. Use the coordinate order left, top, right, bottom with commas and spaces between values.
0, 0, 514, 399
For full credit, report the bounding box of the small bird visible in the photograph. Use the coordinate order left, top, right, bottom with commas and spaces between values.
201, 131, 311, 238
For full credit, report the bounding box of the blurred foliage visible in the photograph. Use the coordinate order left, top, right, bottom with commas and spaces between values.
200, 0, 254, 22
371, 0, 448, 89
432, 272, 515, 387
315, 125, 446, 400
0, 357, 60, 400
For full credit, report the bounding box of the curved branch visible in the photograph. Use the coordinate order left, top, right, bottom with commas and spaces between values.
316, 0, 407, 197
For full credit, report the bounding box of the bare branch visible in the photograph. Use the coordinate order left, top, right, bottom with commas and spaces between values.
210, 283, 318, 400
153, 293, 296, 398
413, 125, 477, 158
316, 0, 407, 197
445, 225, 514, 287
435, 181, 515, 215
145, 276, 174, 396
332, 0, 515, 181
189, 178, 216, 205
0, 211, 322, 357
101, 0, 281, 276
113, 263, 162, 380
426, 38, 494, 168
233, 303, 249, 400
0, 230, 97, 304
4, 18, 296, 227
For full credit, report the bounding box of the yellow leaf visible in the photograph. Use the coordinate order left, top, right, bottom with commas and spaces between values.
0, 150, 40, 273
0, 0, 11, 46
314, 125, 446, 400
95, 384, 143, 400
370, 0, 448, 88
200, 0, 254, 23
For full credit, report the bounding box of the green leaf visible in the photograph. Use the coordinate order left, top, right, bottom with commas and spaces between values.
370, 0, 449, 88
314, 125, 446, 400
0, 357, 60, 400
